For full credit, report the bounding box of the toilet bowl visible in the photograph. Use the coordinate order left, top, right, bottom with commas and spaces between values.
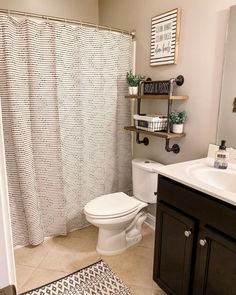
85, 192, 147, 255
84, 159, 163, 256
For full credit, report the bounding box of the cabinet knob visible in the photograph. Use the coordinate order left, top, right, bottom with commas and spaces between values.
184, 230, 192, 237
199, 239, 207, 247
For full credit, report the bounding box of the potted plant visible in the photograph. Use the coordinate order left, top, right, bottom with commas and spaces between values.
169, 110, 187, 134
126, 70, 145, 95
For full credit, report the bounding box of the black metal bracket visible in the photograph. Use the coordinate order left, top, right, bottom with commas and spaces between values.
165, 139, 180, 154
164, 75, 184, 154
137, 98, 141, 115
136, 133, 149, 146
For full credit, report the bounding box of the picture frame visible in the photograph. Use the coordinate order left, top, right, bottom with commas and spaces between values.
150, 8, 181, 66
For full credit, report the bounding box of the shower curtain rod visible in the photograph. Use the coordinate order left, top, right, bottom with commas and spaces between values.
0, 8, 136, 38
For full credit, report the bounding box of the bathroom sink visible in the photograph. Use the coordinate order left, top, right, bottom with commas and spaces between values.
187, 164, 236, 194
155, 155, 236, 207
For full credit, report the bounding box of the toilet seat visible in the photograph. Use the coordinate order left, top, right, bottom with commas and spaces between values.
84, 192, 146, 219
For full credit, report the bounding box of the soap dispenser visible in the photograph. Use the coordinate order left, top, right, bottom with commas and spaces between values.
214, 140, 229, 169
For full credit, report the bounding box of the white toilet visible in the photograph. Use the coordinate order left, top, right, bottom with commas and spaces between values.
84, 158, 163, 255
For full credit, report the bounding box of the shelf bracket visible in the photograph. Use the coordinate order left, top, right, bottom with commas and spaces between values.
135, 96, 149, 145
165, 139, 180, 154
136, 132, 149, 146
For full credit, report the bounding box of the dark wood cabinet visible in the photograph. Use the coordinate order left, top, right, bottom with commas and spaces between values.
193, 228, 236, 295
154, 203, 196, 295
154, 175, 236, 295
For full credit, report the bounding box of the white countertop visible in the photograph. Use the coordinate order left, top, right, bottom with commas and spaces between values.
155, 157, 236, 207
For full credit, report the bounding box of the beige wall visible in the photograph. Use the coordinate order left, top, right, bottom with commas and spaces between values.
99, 0, 236, 165
99, 0, 236, 217
0, 0, 99, 23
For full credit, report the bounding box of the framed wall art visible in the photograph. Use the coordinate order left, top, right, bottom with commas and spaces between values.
150, 8, 181, 66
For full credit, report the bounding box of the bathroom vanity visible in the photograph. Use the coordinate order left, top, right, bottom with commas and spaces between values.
153, 158, 236, 295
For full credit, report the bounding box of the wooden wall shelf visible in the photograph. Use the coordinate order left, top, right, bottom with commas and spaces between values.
124, 126, 185, 139
124, 75, 188, 153
125, 95, 188, 100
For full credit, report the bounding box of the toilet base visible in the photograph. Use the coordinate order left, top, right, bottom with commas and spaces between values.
96, 233, 143, 256
96, 211, 147, 256
96, 245, 128, 256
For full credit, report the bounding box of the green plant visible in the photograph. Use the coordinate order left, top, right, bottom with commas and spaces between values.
126, 70, 145, 87
169, 110, 187, 124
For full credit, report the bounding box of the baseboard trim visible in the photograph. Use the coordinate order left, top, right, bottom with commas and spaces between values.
145, 213, 156, 230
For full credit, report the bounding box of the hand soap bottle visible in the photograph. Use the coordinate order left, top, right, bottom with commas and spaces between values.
214, 140, 229, 169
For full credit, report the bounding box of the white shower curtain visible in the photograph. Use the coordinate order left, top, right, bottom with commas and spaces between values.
0, 15, 132, 246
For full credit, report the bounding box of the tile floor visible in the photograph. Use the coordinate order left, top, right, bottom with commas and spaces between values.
15, 224, 166, 295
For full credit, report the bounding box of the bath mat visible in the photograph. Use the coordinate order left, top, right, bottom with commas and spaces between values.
20, 260, 133, 295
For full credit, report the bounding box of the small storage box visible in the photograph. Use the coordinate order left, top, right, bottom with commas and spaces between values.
133, 114, 168, 132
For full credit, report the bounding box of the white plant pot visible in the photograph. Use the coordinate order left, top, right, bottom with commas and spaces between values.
172, 124, 184, 134
128, 86, 138, 95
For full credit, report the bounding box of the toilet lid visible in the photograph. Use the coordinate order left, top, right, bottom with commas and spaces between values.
84, 192, 146, 218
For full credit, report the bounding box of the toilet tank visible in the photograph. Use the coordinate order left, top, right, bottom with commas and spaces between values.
132, 158, 163, 204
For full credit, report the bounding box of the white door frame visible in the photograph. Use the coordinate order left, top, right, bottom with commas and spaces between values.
0, 102, 16, 289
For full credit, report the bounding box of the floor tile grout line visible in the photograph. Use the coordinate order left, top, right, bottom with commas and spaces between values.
15, 263, 36, 268
14, 245, 53, 270
15, 265, 36, 293
18, 266, 39, 294
19, 256, 103, 293
36, 247, 56, 270
19, 266, 71, 294
35, 255, 102, 273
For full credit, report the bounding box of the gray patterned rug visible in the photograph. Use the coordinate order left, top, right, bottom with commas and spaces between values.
20, 260, 133, 295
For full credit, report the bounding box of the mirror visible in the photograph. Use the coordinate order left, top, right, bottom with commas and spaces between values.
217, 5, 236, 148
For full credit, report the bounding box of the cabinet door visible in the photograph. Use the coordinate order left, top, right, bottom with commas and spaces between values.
153, 202, 196, 295
193, 228, 236, 295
